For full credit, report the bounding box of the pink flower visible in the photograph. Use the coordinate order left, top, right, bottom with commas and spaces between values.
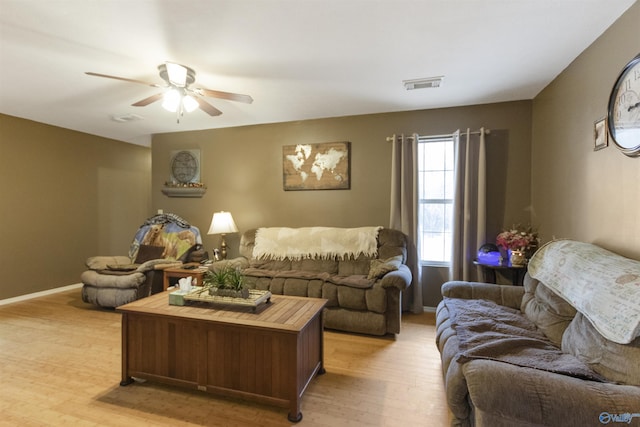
496, 225, 539, 251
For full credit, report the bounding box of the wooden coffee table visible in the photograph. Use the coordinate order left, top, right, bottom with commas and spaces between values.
116, 292, 327, 422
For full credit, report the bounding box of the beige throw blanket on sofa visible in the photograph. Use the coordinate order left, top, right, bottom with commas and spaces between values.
253, 226, 382, 260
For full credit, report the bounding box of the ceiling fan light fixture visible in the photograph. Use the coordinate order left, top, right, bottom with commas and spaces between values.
165, 62, 188, 87
162, 88, 181, 112
88, 62, 249, 121
183, 95, 199, 113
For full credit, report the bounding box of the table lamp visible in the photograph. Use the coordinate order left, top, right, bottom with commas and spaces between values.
207, 211, 238, 260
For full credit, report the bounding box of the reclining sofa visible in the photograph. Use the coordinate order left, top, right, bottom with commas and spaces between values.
214, 226, 412, 336
436, 239, 640, 427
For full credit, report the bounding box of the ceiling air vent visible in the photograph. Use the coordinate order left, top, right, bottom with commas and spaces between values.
403, 76, 444, 90
110, 113, 144, 123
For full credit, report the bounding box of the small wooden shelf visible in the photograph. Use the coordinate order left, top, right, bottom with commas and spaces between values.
161, 186, 207, 198
473, 260, 526, 286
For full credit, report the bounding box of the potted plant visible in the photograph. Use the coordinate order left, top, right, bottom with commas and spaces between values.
203, 266, 249, 299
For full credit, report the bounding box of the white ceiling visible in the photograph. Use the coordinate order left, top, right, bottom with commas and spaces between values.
0, 0, 636, 146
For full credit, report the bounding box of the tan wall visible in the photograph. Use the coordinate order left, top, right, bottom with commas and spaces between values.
532, 2, 640, 260
0, 114, 152, 300
152, 101, 533, 306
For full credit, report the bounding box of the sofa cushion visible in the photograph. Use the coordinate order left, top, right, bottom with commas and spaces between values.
337, 286, 367, 310
324, 307, 386, 336
86, 255, 132, 271
134, 244, 165, 264
292, 259, 339, 274
377, 228, 408, 261
444, 297, 603, 381
308, 279, 323, 298
98, 268, 139, 276
249, 258, 292, 270
327, 275, 374, 289
338, 256, 371, 276
80, 270, 146, 289
322, 282, 339, 307
562, 312, 640, 386
368, 255, 403, 279
365, 286, 386, 313
521, 274, 576, 347
282, 278, 310, 297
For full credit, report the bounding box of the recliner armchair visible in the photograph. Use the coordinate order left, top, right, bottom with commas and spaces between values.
81, 213, 203, 308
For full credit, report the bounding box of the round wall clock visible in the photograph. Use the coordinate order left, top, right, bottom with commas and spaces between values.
607, 53, 640, 157
170, 150, 199, 183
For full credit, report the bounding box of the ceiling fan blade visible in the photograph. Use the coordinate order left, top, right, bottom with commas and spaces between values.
131, 93, 164, 107
86, 72, 162, 88
195, 97, 223, 116
195, 87, 253, 104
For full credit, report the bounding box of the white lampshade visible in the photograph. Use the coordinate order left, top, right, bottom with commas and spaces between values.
207, 211, 238, 235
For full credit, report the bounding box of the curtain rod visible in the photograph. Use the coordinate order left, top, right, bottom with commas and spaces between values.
386, 128, 490, 142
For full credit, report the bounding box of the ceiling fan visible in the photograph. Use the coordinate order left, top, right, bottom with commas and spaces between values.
86, 62, 253, 122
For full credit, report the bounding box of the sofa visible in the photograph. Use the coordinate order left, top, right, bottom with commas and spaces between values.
212, 226, 412, 336
436, 239, 640, 427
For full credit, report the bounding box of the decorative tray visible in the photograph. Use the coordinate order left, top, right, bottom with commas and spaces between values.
182, 287, 272, 311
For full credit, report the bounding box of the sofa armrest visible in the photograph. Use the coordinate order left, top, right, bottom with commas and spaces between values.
208, 257, 250, 272
442, 281, 524, 309
464, 359, 640, 427
136, 259, 182, 272
379, 264, 412, 291
85, 255, 132, 270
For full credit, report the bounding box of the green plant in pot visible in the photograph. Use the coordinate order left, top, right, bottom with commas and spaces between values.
203, 266, 249, 299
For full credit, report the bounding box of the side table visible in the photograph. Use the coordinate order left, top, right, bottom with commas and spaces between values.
163, 264, 208, 291
473, 260, 526, 286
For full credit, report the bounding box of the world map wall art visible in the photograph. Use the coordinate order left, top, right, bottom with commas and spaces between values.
282, 141, 351, 191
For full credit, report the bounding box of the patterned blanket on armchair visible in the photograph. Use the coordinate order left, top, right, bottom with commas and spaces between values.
129, 213, 203, 261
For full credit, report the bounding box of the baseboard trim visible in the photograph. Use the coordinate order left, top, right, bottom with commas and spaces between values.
0, 283, 83, 306
423, 306, 437, 313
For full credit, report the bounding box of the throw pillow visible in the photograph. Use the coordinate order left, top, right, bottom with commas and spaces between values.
134, 245, 165, 264
368, 255, 403, 279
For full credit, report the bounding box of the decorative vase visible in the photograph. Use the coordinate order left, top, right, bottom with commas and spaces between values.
509, 249, 526, 266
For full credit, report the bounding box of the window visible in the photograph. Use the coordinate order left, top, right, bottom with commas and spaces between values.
418, 136, 454, 265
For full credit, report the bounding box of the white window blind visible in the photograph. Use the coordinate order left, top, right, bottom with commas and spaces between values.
418, 136, 454, 265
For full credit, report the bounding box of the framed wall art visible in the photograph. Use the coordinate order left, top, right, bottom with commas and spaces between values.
169, 149, 201, 183
283, 141, 350, 190
162, 149, 206, 197
594, 117, 608, 151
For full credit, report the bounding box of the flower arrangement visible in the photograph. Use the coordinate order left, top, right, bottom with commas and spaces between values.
496, 224, 540, 251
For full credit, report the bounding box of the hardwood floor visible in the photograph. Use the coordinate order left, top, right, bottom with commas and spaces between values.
0, 289, 451, 426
